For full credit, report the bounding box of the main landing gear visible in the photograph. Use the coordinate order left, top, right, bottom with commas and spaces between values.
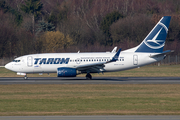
86, 73, 92, 80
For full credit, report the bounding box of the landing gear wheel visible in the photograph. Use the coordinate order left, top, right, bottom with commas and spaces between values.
86, 73, 92, 80
24, 75, 28, 80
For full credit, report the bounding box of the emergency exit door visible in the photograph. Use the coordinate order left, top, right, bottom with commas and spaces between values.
27, 56, 33, 67
133, 55, 138, 65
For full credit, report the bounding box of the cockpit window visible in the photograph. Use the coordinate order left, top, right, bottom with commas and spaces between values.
13, 60, 21, 62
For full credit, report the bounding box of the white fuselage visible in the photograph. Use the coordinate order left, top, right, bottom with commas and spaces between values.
5, 51, 164, 74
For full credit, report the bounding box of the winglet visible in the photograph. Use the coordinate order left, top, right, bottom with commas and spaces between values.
111, 46, 117, 53
110, 48, 121, 62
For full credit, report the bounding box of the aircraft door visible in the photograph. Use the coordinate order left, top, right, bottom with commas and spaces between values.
27, 56, 33, 67
133, 55, 138, 65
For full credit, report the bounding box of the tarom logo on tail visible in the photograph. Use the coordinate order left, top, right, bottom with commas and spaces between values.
135, 16, 171, 53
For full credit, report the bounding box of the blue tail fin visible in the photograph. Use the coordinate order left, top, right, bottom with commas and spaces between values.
135, 16, 171, 53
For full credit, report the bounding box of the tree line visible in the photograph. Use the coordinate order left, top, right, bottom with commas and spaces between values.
0, 0, 180, 58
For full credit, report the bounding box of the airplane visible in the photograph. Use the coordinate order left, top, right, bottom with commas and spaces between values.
5, 16, 173, 80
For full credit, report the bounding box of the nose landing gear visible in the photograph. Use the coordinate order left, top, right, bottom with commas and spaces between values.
24, 75, 28, 80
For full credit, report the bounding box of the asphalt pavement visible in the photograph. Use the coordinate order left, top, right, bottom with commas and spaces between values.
0, 77, 180, 84
0, 116, 180, 120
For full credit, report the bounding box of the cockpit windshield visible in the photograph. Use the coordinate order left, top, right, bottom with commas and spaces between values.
12, 60, 21, 62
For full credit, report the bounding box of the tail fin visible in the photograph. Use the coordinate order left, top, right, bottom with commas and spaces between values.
135, 16, 171, 53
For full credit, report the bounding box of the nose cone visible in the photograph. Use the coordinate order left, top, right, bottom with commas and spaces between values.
5, 63, 12, 70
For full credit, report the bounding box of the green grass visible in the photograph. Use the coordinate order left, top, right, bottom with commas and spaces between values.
0, 84, 180, 115
0, 64, 180, 77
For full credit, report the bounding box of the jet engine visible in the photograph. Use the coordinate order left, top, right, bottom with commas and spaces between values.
57, 67, 77, 77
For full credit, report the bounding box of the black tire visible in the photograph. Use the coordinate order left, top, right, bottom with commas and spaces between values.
86, 73, 92, 80
24, 76, 27, 80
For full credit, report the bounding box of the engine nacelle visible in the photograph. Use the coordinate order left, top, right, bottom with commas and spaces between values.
57, 67, 77, 77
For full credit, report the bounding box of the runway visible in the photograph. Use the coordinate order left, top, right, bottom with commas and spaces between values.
0, 77, 180, 84
0, 116, 180, 120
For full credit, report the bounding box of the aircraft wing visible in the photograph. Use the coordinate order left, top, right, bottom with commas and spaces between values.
149, 50, 174, 58
76, 62, 106, 73
76, 49, 121, 73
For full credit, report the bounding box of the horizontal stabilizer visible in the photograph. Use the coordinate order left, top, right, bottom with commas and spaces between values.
150, 50, 174, 58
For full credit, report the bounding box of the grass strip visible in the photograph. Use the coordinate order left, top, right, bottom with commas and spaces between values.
0, 84, 180, 115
